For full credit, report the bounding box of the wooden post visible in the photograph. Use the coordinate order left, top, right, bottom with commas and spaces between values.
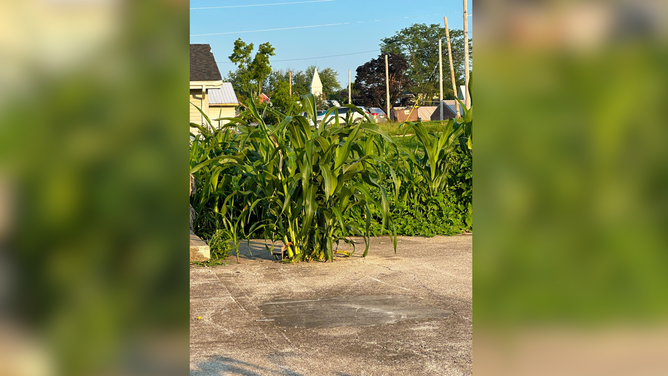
445, 17, 460, 117
385, 54, 390, 120
289, 70, 292, 96
439, 38, 443, 121
463, 0, 470, 109
348, 69, 352, 104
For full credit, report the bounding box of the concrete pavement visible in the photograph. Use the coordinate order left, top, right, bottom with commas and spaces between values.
190, 234, 472, 375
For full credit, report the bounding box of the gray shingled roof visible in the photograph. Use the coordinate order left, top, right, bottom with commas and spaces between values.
190, 44, 222, 82
209, 83, 239, 105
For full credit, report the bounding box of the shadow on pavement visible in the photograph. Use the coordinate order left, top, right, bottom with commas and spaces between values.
191, 356, 304, 376
235, 240, 276, 261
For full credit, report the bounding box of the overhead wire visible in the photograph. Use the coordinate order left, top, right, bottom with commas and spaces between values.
216, 49, 379, 64
191, 13, 458, 37
190, 0, 334, 11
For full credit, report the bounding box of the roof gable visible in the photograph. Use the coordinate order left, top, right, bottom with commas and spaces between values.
311, 68, 323, 96
190, 44, 222, 82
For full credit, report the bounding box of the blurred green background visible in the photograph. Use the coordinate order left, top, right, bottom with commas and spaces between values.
475, 0, 668, 375
0, 1, 188, 375
475, 0, 668, 326
477, 48, 668, 323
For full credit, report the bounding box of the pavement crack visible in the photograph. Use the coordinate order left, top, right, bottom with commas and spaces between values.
368, 277, 412, 292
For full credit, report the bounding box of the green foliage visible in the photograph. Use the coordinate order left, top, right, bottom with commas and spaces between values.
207, 229, 234, 261
346, 120, 473, 237
228, 38, 275, 98
190, 83, 474, 262
378, 120, 451, 136
250, 42, 276, 95
381, 23, 472, 104
226, 67, 253, 103
229, 38, 254, 68
259, 81, 300, 125
351, 79, 474, 236
289, 70, 311, 96
191, 94, 396, 262
398, 119, 465, 195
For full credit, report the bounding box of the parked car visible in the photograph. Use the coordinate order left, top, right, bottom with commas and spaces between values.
314, 107, 365, 127
357, 106, 371, 118
304, 110, 327, 126
369, 107, 387, 123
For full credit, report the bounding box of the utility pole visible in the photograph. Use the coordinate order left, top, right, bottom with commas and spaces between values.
385, 54, 390, 119
463, 0, 470, 109
444, 17, 460, 117
348, 69, 352, 104
289, 70, 292, 96
439, 38, 443, 121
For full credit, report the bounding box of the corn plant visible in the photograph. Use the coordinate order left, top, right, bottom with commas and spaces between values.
343, 82, 474, 236
190, 94, 397, 262
396, 120, 464, 196
245, 95, 395, 260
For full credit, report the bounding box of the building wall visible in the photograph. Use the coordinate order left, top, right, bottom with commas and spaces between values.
208, 106, 236, 127
190, 89, 208, 127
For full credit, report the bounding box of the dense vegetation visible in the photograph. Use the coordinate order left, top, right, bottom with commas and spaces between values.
190, 87, 472, 263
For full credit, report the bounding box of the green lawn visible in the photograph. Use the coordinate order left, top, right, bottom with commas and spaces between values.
377, 120, 459, 150
378, 120, 455, 136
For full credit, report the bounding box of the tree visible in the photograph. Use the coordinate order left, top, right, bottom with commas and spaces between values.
249, 42, 275, 96
290, 70, 311, 97
263, 66, 342, 102
226, 67, 253, 104
353, 53, 411, 112
380, 23, 472, 104
269, 80, 298, 112
264, 69, 289, 95
227, 38, 275, 98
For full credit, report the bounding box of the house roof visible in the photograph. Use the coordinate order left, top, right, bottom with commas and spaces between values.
442, 100, 460, 116
209, 83, 239, 105
190, 44, 222, 82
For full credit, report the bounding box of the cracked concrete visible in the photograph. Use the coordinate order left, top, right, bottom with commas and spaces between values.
190, 235, 472, 375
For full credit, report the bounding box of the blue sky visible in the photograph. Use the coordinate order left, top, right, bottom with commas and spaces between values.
190, 0, 472, 86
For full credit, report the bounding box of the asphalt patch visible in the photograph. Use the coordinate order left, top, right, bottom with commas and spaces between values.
259, 295, 452, 328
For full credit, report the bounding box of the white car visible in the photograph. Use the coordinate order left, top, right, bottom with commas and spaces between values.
315, 107, 368, 127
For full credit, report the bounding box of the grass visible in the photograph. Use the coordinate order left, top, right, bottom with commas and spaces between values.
392, 135, 421, 150
380, 120, 462, 150
378, 120, 461, 137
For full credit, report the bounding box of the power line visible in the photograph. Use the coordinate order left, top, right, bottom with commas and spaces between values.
191, 0, 334, 10
217, 49, 379, 64
191, 13, 455, 37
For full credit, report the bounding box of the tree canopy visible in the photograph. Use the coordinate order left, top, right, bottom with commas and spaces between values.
353, 53, 412, 111
380, 23, 472, 104
227, 38, 275, 99
269, 66, 341, 99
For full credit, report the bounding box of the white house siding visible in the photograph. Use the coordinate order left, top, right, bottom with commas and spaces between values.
190, 89, 209, 126
208, 106, 236, 127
